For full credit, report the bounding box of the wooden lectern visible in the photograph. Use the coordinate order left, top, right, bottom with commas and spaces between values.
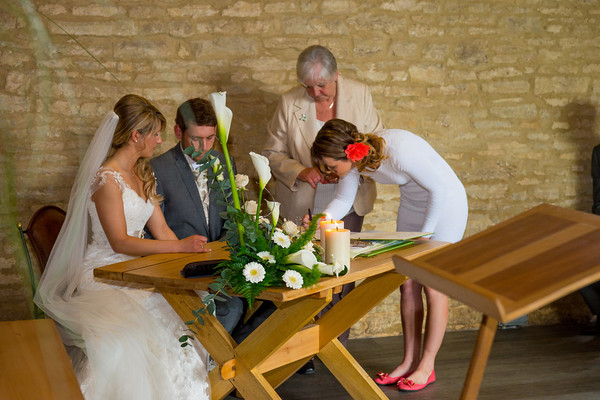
393, 204, 600, 399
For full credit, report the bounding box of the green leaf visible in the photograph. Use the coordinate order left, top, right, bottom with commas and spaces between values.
203, 294, 215, 303
183, 145, 195, 155
206, 301, 216, 315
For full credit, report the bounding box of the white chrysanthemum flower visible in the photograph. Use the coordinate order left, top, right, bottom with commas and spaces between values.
273, 230, 291, 248
235, 174, 249, 188
244, 200, 258, 215
257, 251, 276, 264
282, 220, 300, 237
242, 262, 265, 283
282, 270, 303, 289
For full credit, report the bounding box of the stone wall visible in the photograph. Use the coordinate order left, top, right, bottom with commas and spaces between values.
0, 0, 597, 336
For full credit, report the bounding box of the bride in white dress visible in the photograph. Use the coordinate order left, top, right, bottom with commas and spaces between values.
35, 94, 211, 399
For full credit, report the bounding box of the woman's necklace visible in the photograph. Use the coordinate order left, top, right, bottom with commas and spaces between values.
114, 158, 137, 178
317, 99, 335, 114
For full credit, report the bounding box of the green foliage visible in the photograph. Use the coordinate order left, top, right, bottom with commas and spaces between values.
180, 127, 334, 341
216, 211, 325, 307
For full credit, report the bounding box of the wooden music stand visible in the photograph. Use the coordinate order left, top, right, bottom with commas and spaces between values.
393, 204, 600, 400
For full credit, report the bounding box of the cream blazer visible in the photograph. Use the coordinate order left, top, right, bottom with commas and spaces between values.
263, 76, 384, 221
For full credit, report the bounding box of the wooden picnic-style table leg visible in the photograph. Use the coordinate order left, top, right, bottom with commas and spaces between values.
319, 338, 388, 400
308, 271, 406, 399
159, 287, 238, 399
161, 286, 332, 400
230, 294, 332, 399
229, 363, 281, 400
235, 293, 331, 368
158, 287, 237, 363
316, 271, 408, 345
460, 314, 498, 400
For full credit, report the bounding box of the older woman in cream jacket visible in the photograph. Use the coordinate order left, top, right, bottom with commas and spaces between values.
263, 45, 383, 232
262, 46, 383, 357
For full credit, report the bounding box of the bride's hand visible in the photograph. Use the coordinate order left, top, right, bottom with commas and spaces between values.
179, 235, 210, 253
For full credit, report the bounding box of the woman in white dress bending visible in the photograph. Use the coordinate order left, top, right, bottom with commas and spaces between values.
35, 94, 211, 399
310, 118, 468, 392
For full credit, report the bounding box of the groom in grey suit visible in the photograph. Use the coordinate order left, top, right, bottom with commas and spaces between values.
152, 98, 233, 242
151, 98, 243, 333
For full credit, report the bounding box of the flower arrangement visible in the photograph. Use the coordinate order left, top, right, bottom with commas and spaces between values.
184, 92, 346, 311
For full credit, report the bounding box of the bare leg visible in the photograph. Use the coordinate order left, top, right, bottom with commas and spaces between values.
404, 286, 448, 384
389, 278, 424, 377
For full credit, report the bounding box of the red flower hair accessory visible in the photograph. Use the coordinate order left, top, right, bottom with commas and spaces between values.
345, 142, 370, 162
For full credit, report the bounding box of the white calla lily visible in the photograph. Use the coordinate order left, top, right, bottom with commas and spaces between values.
285, 249, 318, 269
316, 261, 345, 278
266, 200, 280, 226
208, 92, 233, 144
249, 151, 271, 190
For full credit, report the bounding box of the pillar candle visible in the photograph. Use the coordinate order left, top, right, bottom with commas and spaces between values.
319, 219, 344, 257
324, 227, 351, 271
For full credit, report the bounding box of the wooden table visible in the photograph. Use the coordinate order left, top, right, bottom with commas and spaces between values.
393, 204, 600, 400
95, 239, 446, 400
0, 319, 83, 400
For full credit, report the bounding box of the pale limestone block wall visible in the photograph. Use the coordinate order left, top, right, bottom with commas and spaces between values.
0, 0, 597, 337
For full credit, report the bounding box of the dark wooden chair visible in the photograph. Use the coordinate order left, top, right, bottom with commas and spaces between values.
17, 205, 66, 318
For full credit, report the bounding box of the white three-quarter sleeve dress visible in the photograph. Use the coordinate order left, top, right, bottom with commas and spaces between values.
324, 129, 468, 243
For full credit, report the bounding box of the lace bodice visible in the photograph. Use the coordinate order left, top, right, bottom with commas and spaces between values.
85, 169, 154, 267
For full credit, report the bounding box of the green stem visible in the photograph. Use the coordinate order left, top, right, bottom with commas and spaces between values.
255, 185, 264, 229
220, 144, 244, 246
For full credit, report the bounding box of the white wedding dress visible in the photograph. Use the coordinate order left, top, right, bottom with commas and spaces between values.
66, 169, 210, 399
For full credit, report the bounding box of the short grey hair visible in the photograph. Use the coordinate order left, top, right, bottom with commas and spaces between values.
296, 45, 338, 84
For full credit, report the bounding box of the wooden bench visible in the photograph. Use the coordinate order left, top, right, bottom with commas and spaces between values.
0, 319, 83, 399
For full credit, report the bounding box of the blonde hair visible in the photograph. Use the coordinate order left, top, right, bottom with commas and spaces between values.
110, 94, 166, 203
311, 119, 387, 173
